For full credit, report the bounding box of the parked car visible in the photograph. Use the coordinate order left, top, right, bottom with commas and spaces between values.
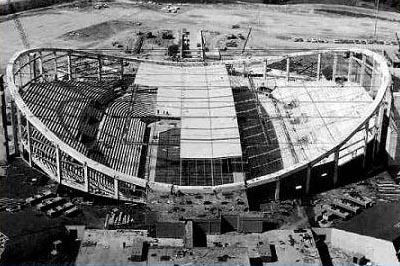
293, 37, 304, 42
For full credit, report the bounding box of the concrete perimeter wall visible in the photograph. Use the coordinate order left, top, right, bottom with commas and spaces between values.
324, 228, 398, 266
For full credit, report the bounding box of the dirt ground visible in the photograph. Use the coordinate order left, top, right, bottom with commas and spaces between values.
0, 1, 399, 72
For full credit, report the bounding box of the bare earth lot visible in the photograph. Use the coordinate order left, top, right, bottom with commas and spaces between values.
0, 1, 399, 71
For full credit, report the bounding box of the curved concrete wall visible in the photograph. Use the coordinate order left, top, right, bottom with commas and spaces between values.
6, 48, 391, 201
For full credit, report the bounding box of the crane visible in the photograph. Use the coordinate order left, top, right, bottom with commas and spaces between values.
7, 0, 30, 49
241, 27, 252, 55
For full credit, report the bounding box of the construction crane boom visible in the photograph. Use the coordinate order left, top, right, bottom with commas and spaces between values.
7, 0, 30, 49
241, 27, 252, 55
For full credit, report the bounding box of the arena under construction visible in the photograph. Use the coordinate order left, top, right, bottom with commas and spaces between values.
4, 47, 392, 202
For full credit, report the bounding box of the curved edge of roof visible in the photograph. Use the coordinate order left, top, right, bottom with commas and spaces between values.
6, 48, 391, 194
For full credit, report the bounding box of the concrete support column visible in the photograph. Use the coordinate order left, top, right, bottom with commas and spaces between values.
264, 59, 268, 81
363, 120, 369, 170
10, 101, 19, 156
316, 53, 322, 81
120, 59, 124, 80
67, 52, 72, 80
286, 57, 290, 81
29, 53, 35, 81
372, 110, 380, 162
83, 162, 89, 192
347, 52, 353, 82
181, 29, 185, 58
370, 60, 376, 92
333, 149, 339, 185
200, 30, 205, 61
55, 145, 62, 184
375, 95, 385, 158
26, 121, 32, 166
332, 53, 338, 81
274, 180, 280, 201
305, 164, 312, 194
360, 54, 367, 86
53, 52, 58, 81
16, 109, 23, 156
38, 52, 44, 82
0, 77, 9, 163
98, 56, 102, 82
114, 178, 119, 200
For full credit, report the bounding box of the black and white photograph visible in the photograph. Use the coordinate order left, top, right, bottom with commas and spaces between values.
0, 0, 399, 264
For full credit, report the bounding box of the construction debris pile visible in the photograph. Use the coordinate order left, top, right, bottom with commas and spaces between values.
0, 198, 24, 213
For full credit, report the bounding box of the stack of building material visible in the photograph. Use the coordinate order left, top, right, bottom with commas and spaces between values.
376, 181, 400, 199
342, 193, 374, 208
46, 202, 75, 218
104, 210, 134, 229
332, 199, 361, 214
65, 206, 80, 217
36, 196, 64, 211
322, 205, 351, 220
26, 190, 54, 206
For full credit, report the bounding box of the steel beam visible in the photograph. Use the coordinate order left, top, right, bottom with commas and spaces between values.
305, 164, 312, 194
286, 57, 290, 81
275, 180, 280, 201
316, 53, 321, 81
333, 150, 339, 185
55, 144, 62, 184
332, 53, 338, 81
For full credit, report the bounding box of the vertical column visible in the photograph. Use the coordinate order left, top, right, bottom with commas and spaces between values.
38, 52, 44, 82
333, 149, 339, 185
316, 53, 322, 81
55, 145, 62, 184
98, 56, 102, 81
372, 110, 380, 162
286, 57, 290, 81
32, 53, 38, 81
120, 59, 124, 80
210, 160, 214, 187
0, 76, 9, 162
370, 60, 376, 93
200, 30, 204, 61
83, 163, 89, 192
53, 51, 58, 81
16, 110, 23, 156
114, 178, 119, 200
264, 59, 268, 81
360, 54, 366, 86
29, 53, 34, 81
347, 52, 353, 82
181, 29, 185, 58
332, 53, 338, 82
26, 121, 32, 166
274, 180, 280, 201
67, 52, 72, 80
11, 102, 19, 156
363, 120, 369, 169
305, 164, 312, 194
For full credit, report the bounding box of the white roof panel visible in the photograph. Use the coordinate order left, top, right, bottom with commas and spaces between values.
135, 63, 242, 159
